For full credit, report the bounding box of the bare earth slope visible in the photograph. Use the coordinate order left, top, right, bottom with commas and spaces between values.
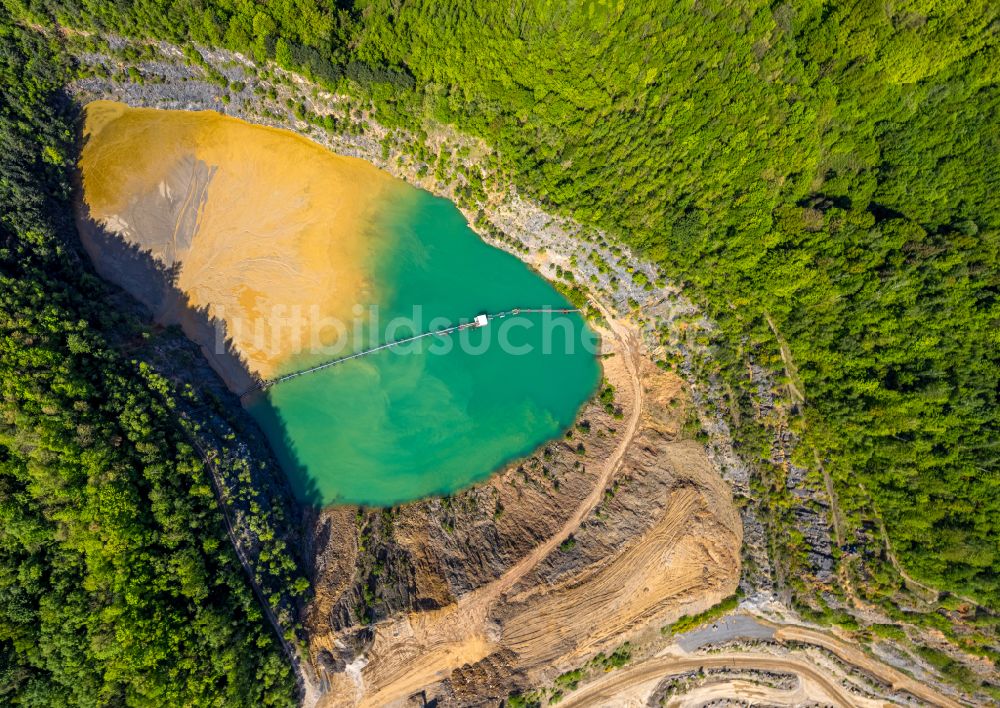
305, 313, 743, 706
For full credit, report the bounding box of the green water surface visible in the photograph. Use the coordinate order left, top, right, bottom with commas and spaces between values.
248, 187, 600, 506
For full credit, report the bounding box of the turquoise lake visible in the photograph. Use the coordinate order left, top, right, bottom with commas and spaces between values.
248, 187, 601, 506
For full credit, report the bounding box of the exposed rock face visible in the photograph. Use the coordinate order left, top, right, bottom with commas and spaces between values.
792, 505, 836, 583
448, 649, 524, 705
774, 430, 836, 586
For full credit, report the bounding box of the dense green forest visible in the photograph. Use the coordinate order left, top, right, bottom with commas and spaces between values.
358, 0, 1000, 607
0, 16, 296, 706
0, 0, 997, 691
353, 0, 1000, 604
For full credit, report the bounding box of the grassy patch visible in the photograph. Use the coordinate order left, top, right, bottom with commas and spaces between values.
662, 593, 740, 635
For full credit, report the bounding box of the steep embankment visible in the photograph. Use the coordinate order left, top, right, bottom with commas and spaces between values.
306, 313, 742, 706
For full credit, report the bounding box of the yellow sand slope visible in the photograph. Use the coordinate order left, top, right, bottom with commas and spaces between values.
78, 101, 400, 384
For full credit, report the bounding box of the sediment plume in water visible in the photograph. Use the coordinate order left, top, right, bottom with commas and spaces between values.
77, 100, 399, 387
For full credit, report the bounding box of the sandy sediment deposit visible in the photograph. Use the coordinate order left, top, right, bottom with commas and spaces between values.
76, 100, 400, 389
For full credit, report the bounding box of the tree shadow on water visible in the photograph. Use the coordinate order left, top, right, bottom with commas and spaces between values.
240, 390, 325, 507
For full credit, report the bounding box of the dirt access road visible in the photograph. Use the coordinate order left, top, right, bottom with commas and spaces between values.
558, 652, 880, 708
559, 620, 964, 708
773, 624, 963, 708
324, 303, 648, 706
